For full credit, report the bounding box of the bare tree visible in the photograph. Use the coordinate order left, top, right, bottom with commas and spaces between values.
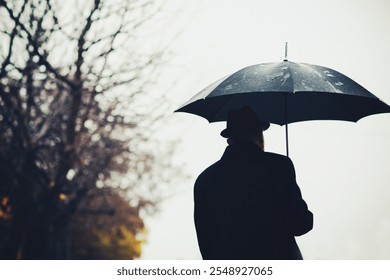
0, 0, 179, 259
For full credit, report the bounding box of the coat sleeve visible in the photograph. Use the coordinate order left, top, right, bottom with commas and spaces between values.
282, 157, 313, 236
193, 173, 212, 259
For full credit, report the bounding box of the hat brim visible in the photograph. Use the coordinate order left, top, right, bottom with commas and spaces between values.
220, 128, 230, 138
220, 122, 270, 138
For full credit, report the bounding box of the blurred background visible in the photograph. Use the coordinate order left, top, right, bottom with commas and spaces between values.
1, 0, 389, 260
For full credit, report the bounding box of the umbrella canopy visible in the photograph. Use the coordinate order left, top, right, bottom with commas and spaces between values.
176, 61, 390, 125
175, 60, 390, 155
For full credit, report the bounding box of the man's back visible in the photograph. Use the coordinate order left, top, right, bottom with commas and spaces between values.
194, 142, 313, 260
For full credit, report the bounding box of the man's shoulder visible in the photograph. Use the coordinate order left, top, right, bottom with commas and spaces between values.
196, 160, 223, 180
261, 151, 295, 171
262, 151, 291, 162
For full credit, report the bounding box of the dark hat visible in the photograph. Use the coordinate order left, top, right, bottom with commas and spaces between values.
220, 106, 270, 138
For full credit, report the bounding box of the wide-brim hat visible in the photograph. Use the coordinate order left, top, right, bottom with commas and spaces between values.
220, 106, 270, 138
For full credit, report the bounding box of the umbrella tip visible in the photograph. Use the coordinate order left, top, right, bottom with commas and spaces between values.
284, 42, 288, 62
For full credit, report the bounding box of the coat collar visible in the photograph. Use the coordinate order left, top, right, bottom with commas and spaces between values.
221, 142, 263, 162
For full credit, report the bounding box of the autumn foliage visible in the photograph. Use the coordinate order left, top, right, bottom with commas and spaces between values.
70, 188, 144, 259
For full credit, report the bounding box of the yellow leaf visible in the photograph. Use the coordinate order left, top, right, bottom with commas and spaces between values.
59, 193, 66, 201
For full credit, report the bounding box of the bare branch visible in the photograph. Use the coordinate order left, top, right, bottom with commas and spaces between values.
0, 0, 76, 88
75, 0, 101, 82
0, 0, 28, 78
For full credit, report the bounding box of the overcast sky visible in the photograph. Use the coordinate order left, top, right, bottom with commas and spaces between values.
141, 0, 390, 259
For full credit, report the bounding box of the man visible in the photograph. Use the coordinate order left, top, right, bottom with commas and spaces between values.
194, 106, 313, 260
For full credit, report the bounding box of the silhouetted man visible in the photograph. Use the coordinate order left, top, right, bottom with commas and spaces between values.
194, 106, 313, 260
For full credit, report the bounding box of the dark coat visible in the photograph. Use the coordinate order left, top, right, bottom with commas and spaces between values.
194, 142, 313, 260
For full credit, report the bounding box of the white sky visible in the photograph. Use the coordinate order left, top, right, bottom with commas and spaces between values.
141, 0, 390, 259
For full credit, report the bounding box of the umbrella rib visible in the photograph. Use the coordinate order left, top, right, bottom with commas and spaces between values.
208, 95, 234, 122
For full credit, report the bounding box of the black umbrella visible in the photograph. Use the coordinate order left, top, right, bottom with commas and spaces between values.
175, 60, 390, 156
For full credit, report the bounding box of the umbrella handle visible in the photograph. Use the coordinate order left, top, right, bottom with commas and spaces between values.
284, 92, 289, 157
285, 123, 289, 157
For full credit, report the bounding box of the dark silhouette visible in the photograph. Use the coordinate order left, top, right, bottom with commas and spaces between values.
194, 106, 313, 260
